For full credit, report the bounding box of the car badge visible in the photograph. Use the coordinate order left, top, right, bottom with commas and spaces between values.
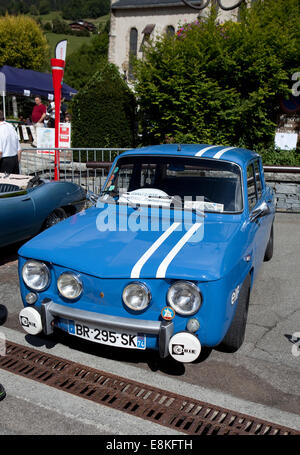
161, 306, 175, 321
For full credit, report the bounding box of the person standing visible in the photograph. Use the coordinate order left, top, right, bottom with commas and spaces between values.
31, 95, 46, 146
0, 111, 22, 174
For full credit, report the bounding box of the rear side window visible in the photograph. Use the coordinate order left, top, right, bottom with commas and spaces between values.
254, 160, 262, 199
247, 164, 257, 211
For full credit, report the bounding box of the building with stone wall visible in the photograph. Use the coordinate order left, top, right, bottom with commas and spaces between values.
108, 0, 244, 80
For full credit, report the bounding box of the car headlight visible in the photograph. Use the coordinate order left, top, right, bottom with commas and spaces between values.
57, 272, 83, 300
122, 282, 151, 311
22, 260, 50, 292
167, 281, 202, 316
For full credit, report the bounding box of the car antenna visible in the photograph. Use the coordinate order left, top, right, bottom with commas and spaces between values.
177, 144, 181, 152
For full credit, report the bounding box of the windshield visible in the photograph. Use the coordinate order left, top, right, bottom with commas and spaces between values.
101, 156, 243, 213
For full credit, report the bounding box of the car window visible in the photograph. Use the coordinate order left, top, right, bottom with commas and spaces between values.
247, 164, 257, 211
254, 160, 262, 199
101, 156, 243, 213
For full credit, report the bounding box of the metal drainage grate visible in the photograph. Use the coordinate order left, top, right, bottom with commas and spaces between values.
0, 341, 298, 435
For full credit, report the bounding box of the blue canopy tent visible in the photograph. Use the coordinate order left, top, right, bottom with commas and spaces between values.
0, 65, 77, 101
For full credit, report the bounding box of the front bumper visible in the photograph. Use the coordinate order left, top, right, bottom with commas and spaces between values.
40, 300, 174, 358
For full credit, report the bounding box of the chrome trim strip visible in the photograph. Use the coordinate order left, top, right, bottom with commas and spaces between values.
46, 301, 161, 334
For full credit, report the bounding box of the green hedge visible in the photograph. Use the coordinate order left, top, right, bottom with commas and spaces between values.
71, 63, 136, 151
257, 147, 300, 166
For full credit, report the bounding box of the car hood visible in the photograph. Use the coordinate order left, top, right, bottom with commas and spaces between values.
19, 206, 244, 281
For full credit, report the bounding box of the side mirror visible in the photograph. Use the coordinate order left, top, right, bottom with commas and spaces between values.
250, 201, 270, 222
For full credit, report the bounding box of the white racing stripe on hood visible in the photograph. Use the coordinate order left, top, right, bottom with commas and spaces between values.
156, 223, 203, 279
213, 146, 236, 159
130, 222, 181, 279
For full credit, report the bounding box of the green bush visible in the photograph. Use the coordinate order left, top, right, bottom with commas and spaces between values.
52, 17, 70, 34
256, 147, 300, 166
134, 0, 300, 150
71, 63, 136, 150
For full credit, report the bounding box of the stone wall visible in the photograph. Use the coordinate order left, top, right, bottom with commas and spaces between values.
265, 172, 300, 213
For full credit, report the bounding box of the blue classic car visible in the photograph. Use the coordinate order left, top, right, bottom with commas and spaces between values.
18, 144, 275, 363
0, 178, 86, 249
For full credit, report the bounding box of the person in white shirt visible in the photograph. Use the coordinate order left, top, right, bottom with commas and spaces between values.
0, 110, 22, 174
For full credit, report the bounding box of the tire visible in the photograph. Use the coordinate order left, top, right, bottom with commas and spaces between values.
264, 224, 274, 262
218, 274, 251, 353
43, 208, 67, 231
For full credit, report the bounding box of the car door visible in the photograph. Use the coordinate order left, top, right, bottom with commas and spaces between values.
0, 190, 36, 247
246, 159, 272, 274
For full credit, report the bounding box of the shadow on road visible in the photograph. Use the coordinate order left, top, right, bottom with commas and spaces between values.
0, 304, 8, 325
0, 241, 26, 266
23, 328, 213, 377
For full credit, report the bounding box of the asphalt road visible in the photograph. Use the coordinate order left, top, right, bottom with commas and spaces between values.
0, 212, 299, 435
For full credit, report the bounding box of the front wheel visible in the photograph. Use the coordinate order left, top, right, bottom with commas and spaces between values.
42, 208, 67, 231
218, 274, 251, 353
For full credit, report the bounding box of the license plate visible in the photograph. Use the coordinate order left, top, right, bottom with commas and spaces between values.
68, 320, 146, 350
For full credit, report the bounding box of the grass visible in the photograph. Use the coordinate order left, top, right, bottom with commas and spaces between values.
35, 12, 109, 59
45, 32, 93, 59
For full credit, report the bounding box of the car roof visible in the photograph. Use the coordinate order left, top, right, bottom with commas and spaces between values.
119, 144, 260, 168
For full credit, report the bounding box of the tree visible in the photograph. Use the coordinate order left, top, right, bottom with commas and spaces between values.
61, 0, 110, 20
39, 0, 51, 15
134, 0, 300, 149
64, 27, 109, 90
0, 14, 49, 70
71, 63, 136, 148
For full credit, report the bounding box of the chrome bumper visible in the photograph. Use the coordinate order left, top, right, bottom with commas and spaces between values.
41, 300, 173, 358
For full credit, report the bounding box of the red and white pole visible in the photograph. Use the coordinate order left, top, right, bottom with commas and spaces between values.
51, 57, 65, 181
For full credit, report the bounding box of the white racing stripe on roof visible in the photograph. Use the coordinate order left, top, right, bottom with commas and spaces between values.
156, 223, 203, 279
195, 145, 217, 157
130, 222, 181, 279
213, 146, 236, 159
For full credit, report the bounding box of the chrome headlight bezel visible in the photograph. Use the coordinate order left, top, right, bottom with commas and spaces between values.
57, 272, 83, 300
167, 281, 202, 316
22, 260, 50, 292
122, 282, 151, 311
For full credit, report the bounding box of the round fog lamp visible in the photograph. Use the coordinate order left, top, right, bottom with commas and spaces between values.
57, 272, 83, 300
25, 292, 38, 305
122, 282, 151, 311
186, 318, 200, 333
